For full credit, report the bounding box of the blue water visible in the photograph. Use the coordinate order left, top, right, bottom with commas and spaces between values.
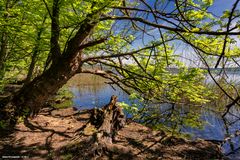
69, 84, 129, 109
67, 74, 240, 158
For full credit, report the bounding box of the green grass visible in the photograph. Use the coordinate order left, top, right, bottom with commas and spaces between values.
50, 86, 74, 109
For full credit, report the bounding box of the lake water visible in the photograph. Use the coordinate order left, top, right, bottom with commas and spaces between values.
66, 73, 240, 159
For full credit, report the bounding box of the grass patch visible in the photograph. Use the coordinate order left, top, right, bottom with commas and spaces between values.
53, 100, 73, 109
50, 86, 74, 109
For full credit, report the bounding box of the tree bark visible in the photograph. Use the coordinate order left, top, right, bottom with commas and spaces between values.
0, 0, 10, 79
76, 96, 140, 159
25, 15, 47, 85
49, 0, 61, 65
0, 12, 98, 127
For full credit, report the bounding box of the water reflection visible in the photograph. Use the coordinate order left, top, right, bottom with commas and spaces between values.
66, 74, 129, 109
66, 73, 240, 158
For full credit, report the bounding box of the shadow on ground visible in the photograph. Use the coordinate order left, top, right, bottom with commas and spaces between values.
0, 107, 223, 160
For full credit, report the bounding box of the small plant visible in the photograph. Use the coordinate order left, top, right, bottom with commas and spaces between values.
0, 120, 7, 129
118, 102, 139, 115
50, 86, 74, 109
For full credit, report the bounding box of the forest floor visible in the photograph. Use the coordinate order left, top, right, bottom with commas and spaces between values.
0, 106, 225, 160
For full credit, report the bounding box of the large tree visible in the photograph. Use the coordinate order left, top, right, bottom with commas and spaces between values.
0, 0, 240, 127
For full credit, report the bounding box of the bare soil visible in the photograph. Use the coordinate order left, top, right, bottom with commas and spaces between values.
0, 107, 224, 160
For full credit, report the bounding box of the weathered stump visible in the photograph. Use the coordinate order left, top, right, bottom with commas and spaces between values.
75, 95, 140, 159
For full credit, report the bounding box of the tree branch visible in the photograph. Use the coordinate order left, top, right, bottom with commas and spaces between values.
50, 0, 61, 63
42, 0, 52, 19
100, 16, 240, 35
82, 38, 174, 62
79, 37, 108, 50
214, 0, 240, 68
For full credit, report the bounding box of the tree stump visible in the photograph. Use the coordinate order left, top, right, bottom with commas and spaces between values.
75, 95, 140, 159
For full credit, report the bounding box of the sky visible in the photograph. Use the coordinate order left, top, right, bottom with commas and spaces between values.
112, 0, 240, 67
146, 0, 240, 67
209, 0, 238, 16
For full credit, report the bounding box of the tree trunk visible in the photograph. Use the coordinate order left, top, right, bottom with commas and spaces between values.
0, 0, 10, 79
0, 14, 98, 127
0, 54, 79, 126
75, 96, 140, 159
24, 49, 38, 85
25, 16, 47, 85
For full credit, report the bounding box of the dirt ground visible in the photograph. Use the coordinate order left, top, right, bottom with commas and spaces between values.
0, 107, 224, 160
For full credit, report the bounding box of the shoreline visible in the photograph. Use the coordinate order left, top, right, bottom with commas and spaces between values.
0, 106, 224, 159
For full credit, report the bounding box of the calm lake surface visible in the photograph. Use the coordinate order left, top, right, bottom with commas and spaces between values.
66, 73, 240, 159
